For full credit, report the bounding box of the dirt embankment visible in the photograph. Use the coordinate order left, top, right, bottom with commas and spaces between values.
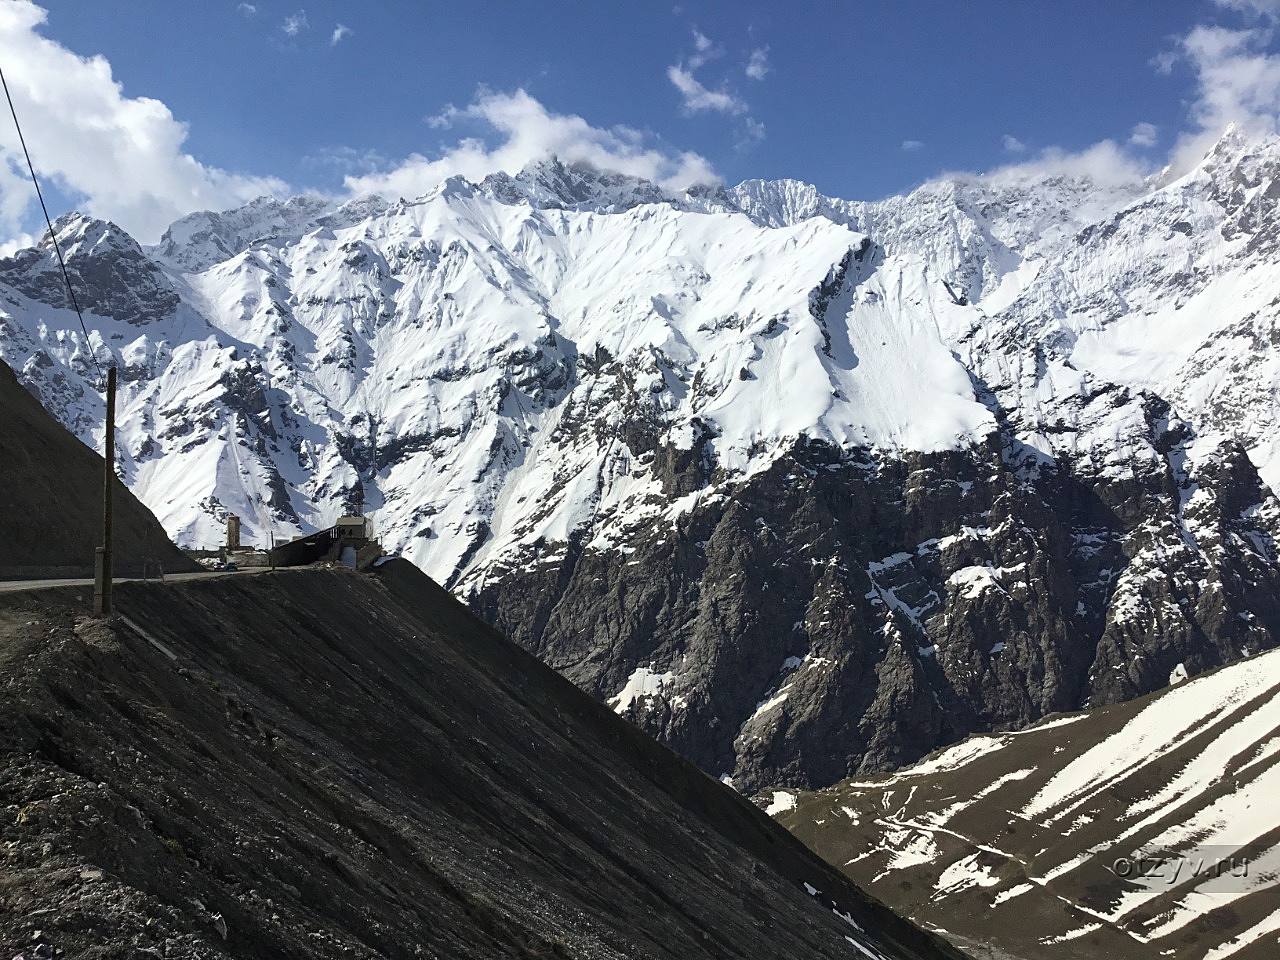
0, 563, 965, 960
0, 359, 197, 580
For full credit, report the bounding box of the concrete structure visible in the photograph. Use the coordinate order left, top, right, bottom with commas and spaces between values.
334, 516, 367, 540
334, 516, 368, 568
270, 517, 381, 570
226, 514, 241, 552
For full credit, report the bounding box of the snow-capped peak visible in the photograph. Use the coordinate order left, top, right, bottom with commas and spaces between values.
477, 156, 675, 212
1, 126, 1278, 573
152, 193, 335, 272
48, 213, 143, 259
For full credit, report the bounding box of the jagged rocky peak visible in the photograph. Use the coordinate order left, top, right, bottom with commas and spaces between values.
0, 212, 143, 265
152, 193, 334, 272
1201, 119, 1254, 168
0, 212, 179, 324
52, 211, 149, 258
725, 163, 1145, 305
1191, 125, 1280, 221
727, 177, 852, 227
1129, 125, 1280, 235
315, 193, 392, 231
477, 155, 676, 211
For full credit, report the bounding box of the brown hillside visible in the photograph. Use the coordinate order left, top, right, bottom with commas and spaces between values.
0, 359, 196, 579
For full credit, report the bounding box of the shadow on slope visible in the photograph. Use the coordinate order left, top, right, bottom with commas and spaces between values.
0, 562, 966, 960
0, 359, 197, 579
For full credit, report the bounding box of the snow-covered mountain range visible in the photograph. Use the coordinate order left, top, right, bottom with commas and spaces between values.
777, 645, 1280, 960
1, 126, 1278, 792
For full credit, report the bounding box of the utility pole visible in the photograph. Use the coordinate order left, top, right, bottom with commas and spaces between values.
1, 68, 117, 613
94, 366, 116, 615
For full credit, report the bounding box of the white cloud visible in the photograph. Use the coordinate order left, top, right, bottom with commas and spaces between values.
1129, 121, 1159, 147
237, 2, 257, 16
282, 10, 309, 36
0, 231, 36, 258
737, 117, 766, 150
953, 139, 1149, 191
1211, 0, 1280, 18
952, 8, 1280, 191
1166, 24, 1280, 173
667, 64, 748, 114
685, 28, 723, 70
330, 23, 352, 46
745, 47, 770, 80
345, 88, 719, 199
1151, 50, 1178, 75
0, 1, 285, 242
901, 139, 924, 152
667, 28, 752, 117
302, 145, 386, 175
1002, 134, 1027, 153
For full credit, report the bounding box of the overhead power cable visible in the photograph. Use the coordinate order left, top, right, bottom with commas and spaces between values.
0, 64, 103, 381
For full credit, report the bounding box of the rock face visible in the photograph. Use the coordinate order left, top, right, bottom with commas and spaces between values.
0, 563, 963, 960
775, 647, 1280, 960
0, 217, 180, 326
469, 430, 1280, 791
1, 131, 1279, 792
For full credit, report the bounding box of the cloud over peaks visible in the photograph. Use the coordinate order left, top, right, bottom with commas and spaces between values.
1167, 23, 1280, 172
0, 1, 284, 241
976, 139, 1149, 189
345, 88, 719, 199
1129, 122, 1158, 147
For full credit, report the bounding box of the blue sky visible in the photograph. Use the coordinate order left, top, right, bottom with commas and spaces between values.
3, 0, 1280, 242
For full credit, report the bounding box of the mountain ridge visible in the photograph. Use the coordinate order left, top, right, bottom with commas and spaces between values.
1, 126, 1277, 792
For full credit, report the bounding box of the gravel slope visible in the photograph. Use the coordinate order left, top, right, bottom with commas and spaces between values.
0, 563, 966, 960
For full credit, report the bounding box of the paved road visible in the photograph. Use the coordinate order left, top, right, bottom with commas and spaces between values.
0, 567, 270, 594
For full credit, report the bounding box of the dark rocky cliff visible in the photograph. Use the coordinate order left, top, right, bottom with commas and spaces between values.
469, 421, 1280, 794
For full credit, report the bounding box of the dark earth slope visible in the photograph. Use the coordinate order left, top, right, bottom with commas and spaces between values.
778, 649, 1280, 960
0, 358, 197, 579
0, 563, 967, 960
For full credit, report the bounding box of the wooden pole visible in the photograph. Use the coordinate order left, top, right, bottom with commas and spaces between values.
94, 365, 116, 615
